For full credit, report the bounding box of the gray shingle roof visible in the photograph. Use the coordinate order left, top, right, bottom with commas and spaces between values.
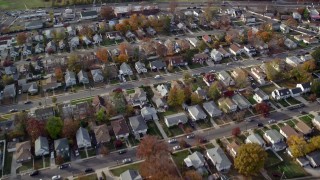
184, 151, 205, 168
188, 105, 207, 120
54, 138, 69, 151
207, 147, 232, 171
203, 101, 222, 117
246, 133, 265, 146
164, 112, 188, 127
129, 115, 148, 132
120, 170, 142, 180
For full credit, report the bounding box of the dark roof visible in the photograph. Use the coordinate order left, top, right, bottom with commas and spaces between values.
25, 20, 43, 28
150, 60, 166, 69
291, 87, 302, 94
278, 88, 290, 96
307, 151, 320, 167
300, 82, 311, 89
111, 119, 130, 136
81, 11, 98, 17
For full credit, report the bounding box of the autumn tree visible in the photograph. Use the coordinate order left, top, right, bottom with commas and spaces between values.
62, 120, 80, 140
255, 102, 270, 117
302, 59, 317, 72
67, 54, 81, 72
208, 82, 221, 100
184, 86, 192, 103
80, 26, 94, 38
311, 79, 320, 96
233, 110, 246, 122
55, 68, 63, 82
290, 66, 312, 83
16, 32, 27, 45
310, 136, 320, 150
191, 92, 203, 105
26, 118, 46, 143
311, 47, 320, 62
232, 127, 241, 137
167, 86, 185, 107
46, 116, 63, 140
137, 135, 169, 159
179, 139, 189, 148
285, 17, 298, 27
96, 108, 106, 122
234, 143, 267, 176
55, 155, 64, 165
287, 135, 309, 158
2, 75, 14, 85
99, 146, 109, 156
100, 6, 114, 20
115, 23, 127, 34
183, 72, 192, 84
184, 170, 202, 180
225, 34, 233, 44
234, 69, 249, 88
117, 54, 129, 63
96, 48, 108, 63
265, 61, 281, 81
128, 14, 139, 30
155, 43, 167, 57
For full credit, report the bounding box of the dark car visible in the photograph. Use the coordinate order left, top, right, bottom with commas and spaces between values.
84, 168, 94, 173
26, 58, 31, 61
299, 110, 307, 115
59, 163, 70, 169
24, 101, 32, 104
29, 170, 39, 176
118, 149, 127, 154
257, 123, 264, 127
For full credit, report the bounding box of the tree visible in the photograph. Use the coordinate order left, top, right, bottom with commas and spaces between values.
208, 82, 221, 100
179, 139, 189, 148
308, 93, 317, 102
128, 14, 139, 31
265, 62, 280, 81
117, 54, 129, 63
311, 79, 320, 96
96, 108, 106, 122
137, 135, 169, 160
184, 170, 202, 180
302, 60, 317, 72
155, 43, 167, 57
52, 30, 65, 42
198, 41, 207, 52
290, 66, 312, 83
67, 54, 81, 72
234, 143, 267, 176
303, 8, 310, 20
62, 120, 79, 140
310, 136, 320, 150
287, 135, 309, 158
234, 69, 249, 88
46, 116, 63, 140
2, 75, 14, 85
96, 48, 108, 63
233, 110, 246, 122
114, 139, 123, 148
225, 34, 233, 44
285, 17, 298, 27
183, 86, 192, 103
99, 146, 109, 156
183, 72, 192, 84
28, 63, 36, 74
115, 23, 127, 34
126, 105, 135, 117
311, 47, 320, 62
169, 0, 178, 13
79, 26, 94, 38
55, 155, 64, 165
16, 32, 27, 45
232, 127, 241, 137
167, 86, 185, 107
255, 102, 270, 117
191, 92, 202, 105
52, 96, 57, 104
26, 118, 45, 143
55, 68, 63, 82
100, 6, 114, 20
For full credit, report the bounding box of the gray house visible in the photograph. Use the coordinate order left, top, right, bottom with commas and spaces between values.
231, 94, 251, 110
46, 41, 56, 52
187, 105, 207, 121
65, 70, 77, 87
149, 60, 166, 70
129, 115, 148, 139
91, 69, 104, 82
207, 147, 232, 171
33, 106, 55, 120
245, 133, 266, 149
78, 70, 89, 84
164, 112, 188, 127
34, 136, 49, 156
203, 101, 222, 117
184, 151, 205, 169
35, 43, 44, 53
54, 138, 69, 157
120, 62, 133, 76
93, 34, 103, 44
264, 129, 286, 151
141, 106, 158, 120
3, 84, 16, 98
76, 127, 92, 148
120, 170, 142, 180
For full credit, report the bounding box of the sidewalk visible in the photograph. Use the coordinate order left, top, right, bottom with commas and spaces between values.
154, 120, 168, 139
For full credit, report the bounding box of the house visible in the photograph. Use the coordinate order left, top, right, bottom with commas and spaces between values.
92, 95, 106, 111
218, 71, 235, 86
93, 34, 103, 44
203, 101, 222, 117
312, 116, 320, 130
168, 56, 187, 67
156, 84, 169, 97
202, 35, 212, 43
229, 44, 243, 55
35, 43, 44, 53
192, 53, 209, 64
203, 73, 215, 86
135, 29, 146, 39
290, 87, 303, 97
120, 170, 142, 180
241, 15, 256, 23
304, 37, 319, 44
93, 124, 111, 144
210, 49, 223, 62
125, 31, 135, 39
245, 133, 266, 149
280, 24, 290, 33
264, 129, 286, 151
295, 121, 312, 135
128, 88, 147, 108
5, 66, 17, 75
3, 84, 16, 98
78, 70, 89, 84
146, 27, 156, 36
82, 36, 92, 45
300, 54, 313, 61
54, 138, 69, 157
296, 82, 311, 93
152, 96, 168, 109
76, 127, 92, 148
15, 141, 32, 162
296, 157, 310, 167
232, 94, 251, 110
253, 88, 269, 103
141, 106, 158, 120
22, 82, 38, 95
44, 29, 52, 39
106, 31, 122, 41
22, 44, 32, 56
218, 47, 231, 58
65, 70, 77, 87
69, 36, 80, 48
227, 141, 240, 158
294, 34, 311, 42
251, 67, 266, 85
10, 47, 19, 58
195, 87, 207, 100
306, 151, 320, 168
129, 115, 148, 139
187, 37, 199, 47
59, 40, 65, 50
33, 106, 55, 120
256, 43, 269, 55
244, 45, 256, 56
46, 41, 56, 52
271, 88, 291, 100
293, 12, 301, 20
280, 125, 300, 139
111, 118, 130, 139
188, 105, 207, 121
67, 26, 76, 36
207, 147, 232, 171
25, 20, 43, 30
150, 60, 166, 70
286, 56, 304, 67
34, 136, 49, 156
284, 38, 297, 49
104, 65, 119, 79
80, 10, 98, 20
120, 62, 133, 76
135, 61, 147, 74
164, 112, 188, 127
218, 98, 237, 113
91, 69, 104, 83
184, 151, 205, 169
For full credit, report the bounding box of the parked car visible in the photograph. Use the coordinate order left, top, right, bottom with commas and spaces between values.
168, 138, 177, 144
59, 164, 70, 169
268, 119, 276, 124
9, 109, 18, 113
186, 133, 195, 139
154, 75, 161, 79
74, 149, 79, 156
209, 69, 216, 73
257, 123, 264, 127
29, 170, 39, 176
122, 158, 132, 164
173, 145, 181, 151
84, 168, 94, 173
52, 175, 61, 180
118, 149, 127, 154
24, 101, 32, 104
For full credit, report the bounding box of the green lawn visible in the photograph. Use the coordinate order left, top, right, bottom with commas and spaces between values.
87, 148, 97, 157
171, 150, 190, 170
265, 150, 282, 168
299, 115, 313, 127
190, 146, 206, 154
286, 97, 301, 105
71, 97, 92, 105
254, 129, 265, 138
188, 63, 203, 69
17, 160, 33, 173
260, 84, 277, 94
277, 99, 290, 107
161, 123, 184, 137
75, 173, 98, 180
246, 95, 257, 105
286, 120, 296, 128
196, 119, 213, 129
3, 152, 13, 175
271, 124, 280, 131
33, 157, 43, 170
110, 162, 141, 176
79, 150, 87, 159
146, 121, 163, 139
0, 0, 51, 10
205, 143, 215, 149
126, 89, 135, 94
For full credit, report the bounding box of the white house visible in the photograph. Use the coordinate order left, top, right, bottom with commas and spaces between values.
207, 147, 232, 171
296, 82, 311, 93
218, 71, 235, 86
135, 61, 147, 74
34, 136, 49, 156
264, 129, 286, 151
76, 127, 92, 148
187, 105, 207, 121
312, 116, 320, 130
284, 38, 297, 49
293, 12, 301, 21
119, 62, 133, 76
286, 56, 304, 67
65, 70, 77, 87
271, 88, 291, 100
280, 24, 290, 33
245, 133, 266, 149
210, 49, 223, 62
253, 88, 269, 103
91, 69, 104, 83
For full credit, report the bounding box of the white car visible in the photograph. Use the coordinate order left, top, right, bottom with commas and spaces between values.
122, 158, 132, 164
173, 145, 181, 151
186, 134, 195, 139
154, 75, 161, 79
168, 138, 177, 144
209, 70, 216, 73
268, 119, 276, 124
52, 175, 61, 180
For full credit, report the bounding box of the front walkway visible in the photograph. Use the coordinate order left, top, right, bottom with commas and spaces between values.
154, 120, 168, 139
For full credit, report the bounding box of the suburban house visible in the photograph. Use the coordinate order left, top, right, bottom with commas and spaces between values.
184, 151, 206, 171
187, 105, 207, 121
217, 71, 235, 86
156, 84, 169, 97
218, 98, 237, 113
206, 147, 232, 171
293, 12, 302, 20
195, 87, 207, 100
312, 116, 320, 130
210, 49, 223, 62
92, 95, 106, 111
280, 23, 290, 33
59, 40, 65, 50
76, 127, 92, 149
280, 125, 300, 139
245, 133, 266, 149
203, 101, 222, 117
22, 82, 38, 95
141, 106, 158, 120
25, 20, 43, 30
295, 121, 312, 135
290, 87, 303, 97
46, 41, 56, 52
253, 88, 269, 103
129, 115, 148, 139
10, 47, 19, 58
65, 70, 77, 87
34, 136, 49, 156
69, 36, 80, 48
93, 34, 103, 44
149, 60, 166, 71
231, 94, 251, 110
202, 35, 212, 43
120, 170, 142, 180
296, 82, 311, 93
91, 69, 104, 83
93, 124, 110, 144
244, 45, 257, 56
120, 62, 133, 76
135, 61, 147, 74
164, 112, 188, 127
203, 73, 215, 86
300, 54, 313, 61
152, 96, 168, 109
106, 31, 122, 41
146, 27, 156, 36
135, 29, 146, 39
229, 44, 243, 55
82, 36, 92, 45
127, 88, 147, 108
271, 88, 291, 100
256, 43, 269, 55
264, 129, 286, 151
303, 37, 319, 44
284, 38, 297, 49
78, 70, 89, 84
16, 141, 32, 162
187, 37, 199, 47
125, 31, 135, 39
227, 141, 240, 158
168, 56, 187, 67
80, 10, 98, 20
33, 106, 55, 120
67, 26, 76, 36
241, 15, 256, 23
35, 43, 44, 53
111, 118, 130, 139
286, 56, 304, 67
306, 151, 320, 168
193, 53, 209, 64
251, 67, 266, 85
218, 47, 231, 58
22, 44, 32, 56
3, 84, 16, 98
54, 138, 69, 157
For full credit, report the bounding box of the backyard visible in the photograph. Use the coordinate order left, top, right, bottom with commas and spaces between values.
2, 151, 13, 175
265, 150, 282, 168
286, 97, 301, 105
146, 121, 163, 139
110, 162, 141, 176
299, 115, 313, 127
171, 150, 190, 170
74, 173, 98, 180
260, 84, 277, 94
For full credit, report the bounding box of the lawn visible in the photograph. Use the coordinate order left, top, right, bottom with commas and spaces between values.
188, 63, 203, 69
128, 135, 140, 147
161, 123, 184, 137
110, 162, 141, 176
126, 89, 135, 94
87, 148, 97, 157
146, 121, 163, 139
190, 146, 206, 154
17, 160, 33, 173
75, 173, 98, 180
260, 84, 277, 94
79, 150, 87, 159
277, 99, 290, 107
196, 119, 212, 129
3, 152, 13, 175
286, 97, 301, 105
191, 77, 207, 91
285, 120, 296, 128
0, 0, 51, 10
270, 124, 280, 131
71, 97, 92, 105
299, 115, 313, 127
254, 129, 265, 138
246, 95, 257, 105
171, 150, 190, 170
265, 150, 282, 168
33, 157, 43, 170
205, 143, 215, 149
